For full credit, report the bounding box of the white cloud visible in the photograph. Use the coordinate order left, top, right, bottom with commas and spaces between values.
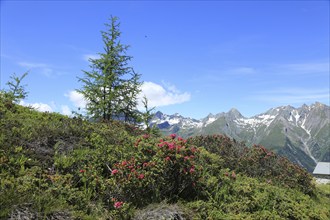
284, 62, 329, 73
50, 101, 57, 110
19, 100, 53, 112
278, 61, 329, 76
17, 61, 55, 77
138, 81, 191, 109
66, 82, 190, 111
252, 88, 330, 104
229, 67, 256, 75
66, 90, 87, 108
83, 54, 100, 62
20, 101, 72, 116
161, 81, 181, 93
61, 105, 72, 116
18, 62, 48, 68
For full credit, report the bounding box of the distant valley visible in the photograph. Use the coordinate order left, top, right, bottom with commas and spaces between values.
151, 102, 330, 172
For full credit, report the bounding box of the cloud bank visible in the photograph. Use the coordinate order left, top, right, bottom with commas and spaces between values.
18, 61, 55, 77
138, 82, 191, 109
65, 91, 87, 108
66, 82, 191, 111
83, 54, 100, 62
61, 105, 72, 116
251, 88, 329, 104
19, 100, 53, 112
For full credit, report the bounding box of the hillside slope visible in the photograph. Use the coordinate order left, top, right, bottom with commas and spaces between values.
1, 99, 329, 219
151, 103, 330, 172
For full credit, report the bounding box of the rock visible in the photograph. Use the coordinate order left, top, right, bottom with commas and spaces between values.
9, 204, 72, 220
133, 203, 190, 220
9, 204, 38, 220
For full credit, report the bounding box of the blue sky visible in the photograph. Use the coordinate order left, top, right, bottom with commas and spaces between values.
1, 1, 329, 119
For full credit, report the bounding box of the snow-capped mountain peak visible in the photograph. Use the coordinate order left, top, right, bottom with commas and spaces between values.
151, 111, 202, 129
151, 102, 330, 172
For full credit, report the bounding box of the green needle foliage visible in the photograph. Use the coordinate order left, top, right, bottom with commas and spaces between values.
140, 96, 160, 136
78, 16, 141, 122
1, 72, 29, 103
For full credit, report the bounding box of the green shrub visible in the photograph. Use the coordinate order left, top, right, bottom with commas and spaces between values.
237, 144, 315, 195
186, 175, 329, 219
0, 101, 328, 219
188, 135, 315, 195
108, 134, 204, 206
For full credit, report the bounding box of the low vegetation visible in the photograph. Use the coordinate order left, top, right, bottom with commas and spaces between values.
1, 99, 329, 219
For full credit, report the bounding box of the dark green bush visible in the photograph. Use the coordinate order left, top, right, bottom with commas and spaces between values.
188, 135, 315, 195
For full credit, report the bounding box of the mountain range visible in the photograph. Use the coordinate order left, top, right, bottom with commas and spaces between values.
150, 102, 330, 172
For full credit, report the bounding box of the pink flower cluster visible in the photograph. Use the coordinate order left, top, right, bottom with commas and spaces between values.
112, 156, 152, 181
158, 139, 184, 153
114, 201, 124, 209
189, 166, 195, 173
110, 134, 201, 199
170, 133, 176, 139
112, 169, 119, 175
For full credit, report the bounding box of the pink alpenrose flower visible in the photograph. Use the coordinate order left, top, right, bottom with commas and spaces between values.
170, 133, 176, 139
114, 201, 124, 209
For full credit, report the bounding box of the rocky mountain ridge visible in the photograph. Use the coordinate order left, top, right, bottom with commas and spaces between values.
151, 102, 330, 172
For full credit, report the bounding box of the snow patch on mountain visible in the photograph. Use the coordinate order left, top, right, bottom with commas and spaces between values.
301, 116, 311, 137
168, 118, 180, 125
204, 117, 216, 126
234, 114, 276, 128
182, 120, 203, 128
151, 111, 203, 129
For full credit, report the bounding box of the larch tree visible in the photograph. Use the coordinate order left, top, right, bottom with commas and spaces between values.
1, 72, 29, 103
78, 16, 141, 122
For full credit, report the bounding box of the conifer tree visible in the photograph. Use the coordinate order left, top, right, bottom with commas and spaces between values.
142, 96, 160, 135
1, 72, 29, 103
78, 16, 141, 122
